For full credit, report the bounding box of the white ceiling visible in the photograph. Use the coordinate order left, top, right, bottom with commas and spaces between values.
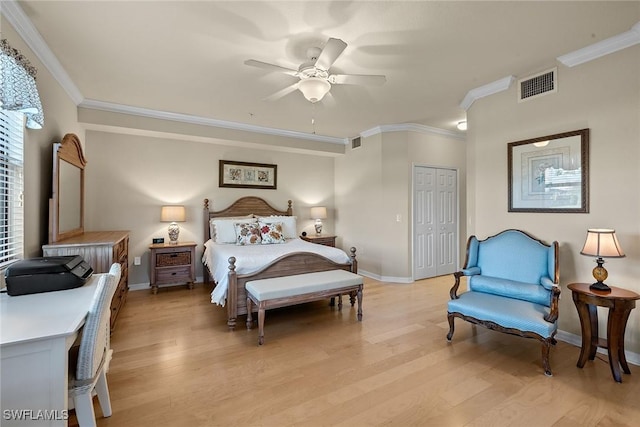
10, 1, 640, 140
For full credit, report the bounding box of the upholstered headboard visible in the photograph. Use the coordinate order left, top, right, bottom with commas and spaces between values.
202, 197, 293, 241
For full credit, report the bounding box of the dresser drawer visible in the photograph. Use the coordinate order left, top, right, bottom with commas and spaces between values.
156, 266, 192, 283
156, 251, 191, 267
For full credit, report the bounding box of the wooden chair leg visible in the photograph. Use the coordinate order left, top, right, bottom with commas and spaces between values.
542, 341, 553, 377
446, 314, 455, 341
73, 391, 97, 427
95, 369, 112, 417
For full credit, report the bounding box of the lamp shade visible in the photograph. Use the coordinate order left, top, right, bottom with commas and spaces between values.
298, 77, 331, 103
580, 229, 625, 258
160, 205, 186, 222
310, 206, 327, 220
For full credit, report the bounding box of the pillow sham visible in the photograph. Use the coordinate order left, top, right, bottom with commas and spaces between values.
259, 221, 286, 244
257, 215, 297, 239
211, 216, 255, 243
234, 221, 262, 245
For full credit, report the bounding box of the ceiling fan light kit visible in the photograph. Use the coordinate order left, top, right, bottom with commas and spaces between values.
298, 77, 331, 103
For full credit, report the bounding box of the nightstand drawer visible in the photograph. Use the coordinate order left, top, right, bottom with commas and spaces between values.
156, 251, 191, 267
156, 266, 192, 283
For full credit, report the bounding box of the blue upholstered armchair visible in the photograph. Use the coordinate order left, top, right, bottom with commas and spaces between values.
447, 229, 560, 376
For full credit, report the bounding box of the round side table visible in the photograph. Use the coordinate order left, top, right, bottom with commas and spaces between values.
567, 283, 640, 383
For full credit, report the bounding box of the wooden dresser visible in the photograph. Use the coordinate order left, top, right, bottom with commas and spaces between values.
42, 230, 129, 331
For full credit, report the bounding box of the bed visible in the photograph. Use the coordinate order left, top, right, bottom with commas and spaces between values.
202, 197, 357, 330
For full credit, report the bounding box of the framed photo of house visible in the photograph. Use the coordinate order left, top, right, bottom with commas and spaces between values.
508, 128, 589, 213
219, 160, 277, 189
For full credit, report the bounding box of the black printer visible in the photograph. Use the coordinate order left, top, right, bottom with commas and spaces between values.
4, 255, 93, 296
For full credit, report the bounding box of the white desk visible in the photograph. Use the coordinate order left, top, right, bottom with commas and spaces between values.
1, 274, 103, 427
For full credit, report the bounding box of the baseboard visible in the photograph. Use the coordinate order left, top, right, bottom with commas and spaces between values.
358, 270, 413, 284
556, 329, 640, 367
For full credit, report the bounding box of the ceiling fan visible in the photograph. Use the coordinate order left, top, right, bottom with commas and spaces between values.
244, 37, 386, 103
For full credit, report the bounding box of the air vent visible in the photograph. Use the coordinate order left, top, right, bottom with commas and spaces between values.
352, 136, 361, 149
518, 68, 557, 102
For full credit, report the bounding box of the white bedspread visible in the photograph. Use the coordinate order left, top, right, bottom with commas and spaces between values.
203, 238, 352, 305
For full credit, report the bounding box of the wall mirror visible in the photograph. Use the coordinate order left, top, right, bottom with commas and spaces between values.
508, 128, 589, 213
49, 133, 86, 243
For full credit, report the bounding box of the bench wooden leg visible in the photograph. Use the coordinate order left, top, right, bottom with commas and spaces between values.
246, 297, 253, 330
338, 294, 343, 310
257, 303, 266, 346
357, 285, 363, 321
350, 291, 356, 306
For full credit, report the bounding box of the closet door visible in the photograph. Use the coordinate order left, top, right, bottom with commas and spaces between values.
436, 168, 457, 276
413, 166, 457, 280
413, 167, 436, 280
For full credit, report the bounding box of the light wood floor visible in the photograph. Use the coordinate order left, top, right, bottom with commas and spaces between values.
87, 275, 640, 427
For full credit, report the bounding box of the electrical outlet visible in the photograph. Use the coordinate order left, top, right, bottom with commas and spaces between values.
134, 256, 141, 266
396, 214, 401, 222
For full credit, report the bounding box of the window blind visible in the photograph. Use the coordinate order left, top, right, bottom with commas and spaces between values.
0, 109, 24, 268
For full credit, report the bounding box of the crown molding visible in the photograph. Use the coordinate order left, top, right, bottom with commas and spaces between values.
1, 0, 83, 104
360, 123, 465, 141
557, 21, 640, 67
459, 75, 515, 111
79, 99, 348, 145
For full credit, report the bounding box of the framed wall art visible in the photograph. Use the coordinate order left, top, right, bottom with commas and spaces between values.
219, 160, 277, 190
508, 128, 589, 213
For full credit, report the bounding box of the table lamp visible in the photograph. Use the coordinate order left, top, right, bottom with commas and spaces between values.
580, 228, 625, 291
160, 205, 186, 244
310, 206, 327, 235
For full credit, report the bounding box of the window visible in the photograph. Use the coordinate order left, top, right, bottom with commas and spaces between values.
0, 110, 24, 268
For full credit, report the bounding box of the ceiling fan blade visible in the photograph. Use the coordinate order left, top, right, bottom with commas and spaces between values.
315, 38, 347, 70
244, 59, 298, 76
263, 82, 300, 101
329, 74, 386, 86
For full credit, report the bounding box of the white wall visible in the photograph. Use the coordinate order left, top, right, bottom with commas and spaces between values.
466, 46, 640, 352
84, 130, 337, 285
335, 129, 466, 281
1, 18, 82, 259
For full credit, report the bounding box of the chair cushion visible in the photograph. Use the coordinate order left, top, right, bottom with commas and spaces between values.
469, 275, 551, 307
246, 270, 362, 301
448, 291, 557, 338
474, 230, 551, 284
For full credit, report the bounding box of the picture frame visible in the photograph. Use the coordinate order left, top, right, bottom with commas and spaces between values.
508, 128, 589, 213
219, 160, 277, 190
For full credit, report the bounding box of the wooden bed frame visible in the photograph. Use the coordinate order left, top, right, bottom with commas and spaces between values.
203, 197, 357, 330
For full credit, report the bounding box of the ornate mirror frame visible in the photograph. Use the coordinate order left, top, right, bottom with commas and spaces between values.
49, 133, 86, 243
508, 128, 589, 213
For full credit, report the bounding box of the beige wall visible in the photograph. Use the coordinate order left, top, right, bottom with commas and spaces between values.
335, 130, 466, 281
84, 130, 336, 285
466, 46, 640, 352
2, 18, 82, 259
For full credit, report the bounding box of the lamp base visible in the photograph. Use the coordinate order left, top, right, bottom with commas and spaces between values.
589, 281, 611, 292
168, 222, 180, 244
314, 219, 323, 235
589, 258, 610, 291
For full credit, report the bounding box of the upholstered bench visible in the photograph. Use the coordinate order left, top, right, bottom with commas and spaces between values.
447, 229, 560, 376
245, 269, 363, 345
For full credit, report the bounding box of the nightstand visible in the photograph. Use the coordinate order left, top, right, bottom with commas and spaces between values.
300, 234, 336, 247
149, 241, 196, 294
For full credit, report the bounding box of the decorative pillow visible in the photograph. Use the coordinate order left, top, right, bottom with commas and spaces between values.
210, 216, 254, 243
257, 216, 297, 239
259, 221, 286, 244
234, 221, 262, 245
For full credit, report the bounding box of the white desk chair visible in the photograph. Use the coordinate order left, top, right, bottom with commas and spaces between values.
69, 263, 121, 427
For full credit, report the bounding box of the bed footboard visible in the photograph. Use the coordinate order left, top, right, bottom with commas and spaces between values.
225, 248, 357, 330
